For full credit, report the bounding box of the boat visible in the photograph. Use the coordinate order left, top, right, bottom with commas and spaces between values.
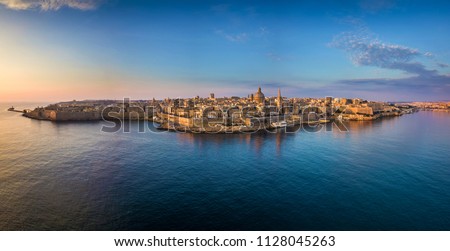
271, 121, 287, 128
7, 106, 14, 111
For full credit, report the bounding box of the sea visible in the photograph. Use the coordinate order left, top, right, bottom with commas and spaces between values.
1, 103, 450, 230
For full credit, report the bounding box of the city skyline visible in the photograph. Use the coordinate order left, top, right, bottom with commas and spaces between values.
1, 0, 450, 102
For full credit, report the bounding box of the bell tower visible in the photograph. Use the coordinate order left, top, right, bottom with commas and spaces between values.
277, 88, 282, 110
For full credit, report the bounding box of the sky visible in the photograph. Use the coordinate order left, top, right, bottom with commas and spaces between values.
1, 0, 450, 102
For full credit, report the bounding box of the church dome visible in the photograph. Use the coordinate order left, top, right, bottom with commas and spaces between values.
254, 87, 265, 104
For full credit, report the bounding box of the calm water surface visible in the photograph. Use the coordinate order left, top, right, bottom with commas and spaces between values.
1, 103, 450, 230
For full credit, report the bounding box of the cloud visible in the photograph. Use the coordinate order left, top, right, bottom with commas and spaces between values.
210, 4, 229, 13
266, 52, 282, 62
215, 29, 248, 43
265, 52, 293, 62
330, 24, 436, 77
0, 0, 102, 11
212, 3, 268, 44
330, 19, 450, 100
437, 62, 449, 68
258, 26, 269, 36
214, 26, 268, 44
336, 74, 450, 89
359, 0, 395, 13
334, 74, 450, 100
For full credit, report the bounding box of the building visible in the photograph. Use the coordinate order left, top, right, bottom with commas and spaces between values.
276, 88, 282, 109
254, 87, 265, 105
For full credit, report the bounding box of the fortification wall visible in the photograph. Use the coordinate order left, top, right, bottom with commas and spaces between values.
55, 111, 102, 121
346, 106, 374, 115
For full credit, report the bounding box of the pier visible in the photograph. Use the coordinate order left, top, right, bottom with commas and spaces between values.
7, 107, 25, 113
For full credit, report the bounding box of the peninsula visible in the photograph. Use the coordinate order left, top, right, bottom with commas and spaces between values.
15, 87, 428, 133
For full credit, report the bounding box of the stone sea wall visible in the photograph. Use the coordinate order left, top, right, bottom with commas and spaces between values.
24, 109, 147, 121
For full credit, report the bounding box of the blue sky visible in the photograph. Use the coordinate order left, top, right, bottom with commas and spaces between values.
1, 0, 450, 101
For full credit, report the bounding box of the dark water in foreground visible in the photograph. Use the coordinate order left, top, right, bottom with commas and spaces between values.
1, 103, 450, 230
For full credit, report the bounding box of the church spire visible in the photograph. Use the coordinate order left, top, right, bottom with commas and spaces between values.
277, 88, 282, 109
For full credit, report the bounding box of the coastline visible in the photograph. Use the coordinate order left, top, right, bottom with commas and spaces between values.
6, 97, 430, 134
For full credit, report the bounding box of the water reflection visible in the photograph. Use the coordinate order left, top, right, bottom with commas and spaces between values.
174, 130, 292, 157
169, 116, 423, 158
